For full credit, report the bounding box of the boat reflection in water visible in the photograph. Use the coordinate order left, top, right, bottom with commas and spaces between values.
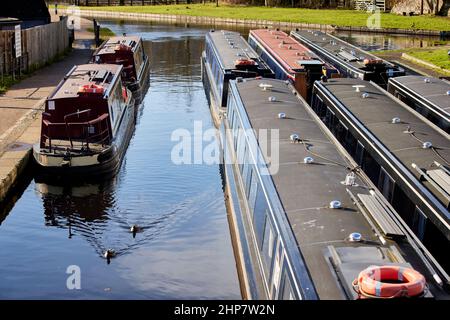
35, 179, 180, 264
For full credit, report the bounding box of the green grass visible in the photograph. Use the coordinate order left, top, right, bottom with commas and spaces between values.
56, 4, 450, 31
87, 26, 116, 37
0, 76, 21, 94
406, 47, 450, 71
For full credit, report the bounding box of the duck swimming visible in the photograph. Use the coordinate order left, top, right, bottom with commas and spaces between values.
104, 249, 116, 260
130, 225, 142, 238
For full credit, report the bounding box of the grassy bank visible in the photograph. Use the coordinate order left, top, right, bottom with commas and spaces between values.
87, 26, 116, 37
0, 76, 21, 95
58, 4, 450, 31
377, 46, 450, 75
405, 47, 450, 71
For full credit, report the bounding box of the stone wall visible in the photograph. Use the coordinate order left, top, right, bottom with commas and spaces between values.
391, 0, 446, 15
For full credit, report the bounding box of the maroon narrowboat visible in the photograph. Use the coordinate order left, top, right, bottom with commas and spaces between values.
248, 29, 339, 101
33, 64, 135, 180
92, 35, 150, 101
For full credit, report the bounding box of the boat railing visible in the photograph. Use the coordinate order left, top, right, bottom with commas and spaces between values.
41, 110, 111, 153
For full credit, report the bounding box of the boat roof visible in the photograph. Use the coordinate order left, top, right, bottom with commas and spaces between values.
95, 35, 142, 56
206, 30, 264, 70
249, 29, 323, 72
291, 30, 397, 72
49, 64, 122, 100
231, 78, 447, 299
315, 78, 450, 225
389, 75, 450, 120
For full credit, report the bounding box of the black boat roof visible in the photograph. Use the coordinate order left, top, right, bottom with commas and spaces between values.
231, 77, 448, 299
291, 30, 400, 73
314, 78, 450, 233
206, 30, 268, 71
389, 75, 450, 122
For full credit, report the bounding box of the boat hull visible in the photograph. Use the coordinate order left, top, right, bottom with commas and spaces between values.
33, 97, 136, 182
128, 54, 151, 104
201, 52, 226, 128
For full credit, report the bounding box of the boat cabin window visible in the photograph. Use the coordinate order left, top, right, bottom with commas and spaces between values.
378, 167, 395, 202
133, 44, 143, 76
343, 128, 357, 156
109, 82, 124, 128
248, 169, 259, 216
253, 189, 270, 250
244, 161, 253, 198
262, 216, 276, 279
355, 141, 364, 166
412, 206, 427, 241
361, 149, 381, 185
280, 270, 295, 300
312, 95, 326, 118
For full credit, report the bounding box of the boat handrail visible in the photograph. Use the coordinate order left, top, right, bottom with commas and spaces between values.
41, 113, 111, 152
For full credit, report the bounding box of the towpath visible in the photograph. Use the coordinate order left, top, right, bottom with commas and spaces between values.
0, 13, 96, 201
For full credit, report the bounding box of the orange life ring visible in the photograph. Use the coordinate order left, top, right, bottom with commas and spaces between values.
115, 44, 132, 52
363, 58, 383, 65
78, 84, 104, 94
122, 87, 128, 100
356, 266, 426, 298
235, 58, 256, 67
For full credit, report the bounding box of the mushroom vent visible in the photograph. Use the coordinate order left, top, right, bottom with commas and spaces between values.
349, 232, 362, 242
329, 200, 342, 209
290, 133, 300, 142
303, 156, 314, 164
422, 141, 433, 149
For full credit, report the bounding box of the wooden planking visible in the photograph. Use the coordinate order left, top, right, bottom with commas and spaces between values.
427, 169, 450, 196
358, 193, 406, 238
0, 17, 69, 74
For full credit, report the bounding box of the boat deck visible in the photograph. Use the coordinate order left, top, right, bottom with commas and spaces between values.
315, 78, 450, 214
50, 64, 122, 100
207, 30, 261, 70
232, 78, 444, 299
249, 29, 323, 72
95, 36, 142, 55
389, 75, 450, 121
291, 30, 395, 71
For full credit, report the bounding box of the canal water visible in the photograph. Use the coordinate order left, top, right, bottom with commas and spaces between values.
0, 23, 240, 299
0, 20, 441, 299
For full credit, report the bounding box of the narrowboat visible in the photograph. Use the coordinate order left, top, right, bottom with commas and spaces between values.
311, 78, 450, 272
33, 64, 135, 181
92, 35, 150, 101
222, 77, 449, 299
248, 29, 338, 101
201, 30, 274, 126
388, 75, 450, 133
291, 30, 405, 87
